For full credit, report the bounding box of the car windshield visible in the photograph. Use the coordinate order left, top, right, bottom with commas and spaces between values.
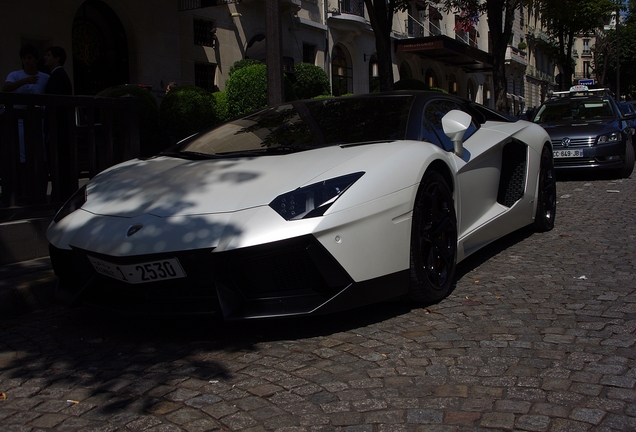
170, 96, 413, 156
534, 98, 616, 123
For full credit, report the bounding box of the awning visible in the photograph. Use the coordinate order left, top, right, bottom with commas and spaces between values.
395, 35, 493, 73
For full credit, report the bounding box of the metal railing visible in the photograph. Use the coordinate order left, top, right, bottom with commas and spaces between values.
526, 65, 555, 83
407, 15, 426, 38
0, 92, 139, 213
338, 0, 364, 17
178, 0, 240, 12
406, 14, 476, 47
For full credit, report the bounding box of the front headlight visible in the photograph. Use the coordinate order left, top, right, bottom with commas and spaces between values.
597, 132, 621, 144
53, 184, 87, 223
270, 172, 364, 220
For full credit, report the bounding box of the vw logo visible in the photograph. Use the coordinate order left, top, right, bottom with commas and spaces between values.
562, 137, 571, 148
126, 224, 143, 237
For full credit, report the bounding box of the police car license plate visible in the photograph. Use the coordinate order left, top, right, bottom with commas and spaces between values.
88, 256, 186, 284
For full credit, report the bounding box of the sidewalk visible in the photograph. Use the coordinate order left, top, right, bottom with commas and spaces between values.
0, 257, 57, 319
0, 206, 57, 318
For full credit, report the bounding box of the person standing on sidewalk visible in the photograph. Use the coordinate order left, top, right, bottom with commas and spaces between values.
43, 46, 74, 202
43, 46, 72, 95
2, 44, 49, 96
2, 44, 50, 204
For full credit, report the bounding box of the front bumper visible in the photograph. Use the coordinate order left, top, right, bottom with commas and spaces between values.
551, 139, 626, 170
50, 235, 409, 319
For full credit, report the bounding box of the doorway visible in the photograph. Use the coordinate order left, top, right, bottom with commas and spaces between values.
72, 0, 129, 95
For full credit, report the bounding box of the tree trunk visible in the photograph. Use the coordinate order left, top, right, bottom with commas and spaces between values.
492, 47, 509, 113
365, 0, 396, 92
487, 0, 517, 113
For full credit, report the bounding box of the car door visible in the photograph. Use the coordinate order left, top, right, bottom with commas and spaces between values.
422, 98, 513, 252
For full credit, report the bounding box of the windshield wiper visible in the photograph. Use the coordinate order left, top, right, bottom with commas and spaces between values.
339, 140, 396, 148
216, 146, 309, 156
160, 150, 220, 160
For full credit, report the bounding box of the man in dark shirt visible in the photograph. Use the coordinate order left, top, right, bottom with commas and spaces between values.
43, 46, 74, 201
44, 46, 72, 95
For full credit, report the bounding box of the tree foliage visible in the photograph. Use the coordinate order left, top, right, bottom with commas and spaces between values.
535, 0, 615, 90
363, 0, 411, 92
364, 0, 530, 111
595, 1, 636, 98
433, 0, 526, 112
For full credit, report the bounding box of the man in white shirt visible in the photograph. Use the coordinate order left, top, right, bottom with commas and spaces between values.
3, 44, 49, 95
2, 44, 50, 203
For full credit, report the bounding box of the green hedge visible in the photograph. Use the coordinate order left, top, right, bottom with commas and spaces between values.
226, 64, 295, 118
212, 91, 228, 123
393, 78, 429, 91
159, 85, 218, 142
100, 85, 160, 157
226, 64, 268, 118
292, 63, 331, 100
229, 58, 262, 77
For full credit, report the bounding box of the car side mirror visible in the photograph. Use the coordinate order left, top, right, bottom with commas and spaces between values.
442, 110, 472, 157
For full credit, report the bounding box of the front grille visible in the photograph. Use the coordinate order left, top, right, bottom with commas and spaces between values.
552, 137, 594, 147
53, 236, 353, 315
237, 247, 326, 297
213, 235, 352, 300
70, 247, 221, 314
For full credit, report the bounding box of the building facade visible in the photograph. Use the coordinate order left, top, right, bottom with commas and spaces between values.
1, 0, 559, 111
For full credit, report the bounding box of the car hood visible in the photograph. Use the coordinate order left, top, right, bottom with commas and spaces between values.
82, 147, 372, 218
538, 121, 619, 140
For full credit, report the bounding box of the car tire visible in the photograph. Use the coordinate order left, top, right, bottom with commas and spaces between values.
533, 146, 557, 232
619, 141, 635, 178
408, 171, 457, 303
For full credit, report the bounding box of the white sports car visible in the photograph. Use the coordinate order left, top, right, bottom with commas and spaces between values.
47, 91, 556, 319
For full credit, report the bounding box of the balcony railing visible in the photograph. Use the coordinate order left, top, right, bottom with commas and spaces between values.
505, 45, 528, 66
526, 65, 554, 83
527, 27, 552, 44
406, 14, 476, 47
407, 15, 426, 38
574, 72, 594, 79
338, 0, 364, 17
178, 0, 239, 11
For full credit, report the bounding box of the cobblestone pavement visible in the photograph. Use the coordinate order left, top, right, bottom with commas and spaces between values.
1, 173, 635, 432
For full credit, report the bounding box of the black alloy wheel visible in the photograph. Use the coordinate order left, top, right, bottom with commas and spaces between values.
409, 171, 457, 303
533, 146, 557, 232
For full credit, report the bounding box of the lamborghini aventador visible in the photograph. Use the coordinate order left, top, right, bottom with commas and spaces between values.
47, 91, 556, 319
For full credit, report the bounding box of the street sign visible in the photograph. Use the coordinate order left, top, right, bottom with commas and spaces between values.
578, 79, 595, 86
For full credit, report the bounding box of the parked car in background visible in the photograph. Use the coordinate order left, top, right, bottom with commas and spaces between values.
533, 86, 634, 178
47, 91, 556, 319
619, 101, 636, 135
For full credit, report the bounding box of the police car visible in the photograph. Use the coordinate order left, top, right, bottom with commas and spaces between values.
533, 86, 634, 177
